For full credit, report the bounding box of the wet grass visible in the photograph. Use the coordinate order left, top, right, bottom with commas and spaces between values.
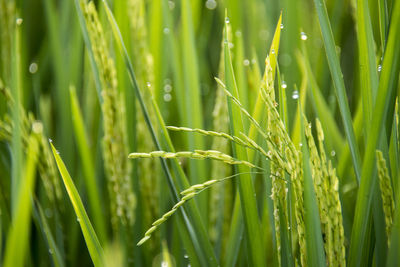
1, 0, 400, 266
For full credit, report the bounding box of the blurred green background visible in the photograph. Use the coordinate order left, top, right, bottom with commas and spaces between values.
0, 0, 397, 266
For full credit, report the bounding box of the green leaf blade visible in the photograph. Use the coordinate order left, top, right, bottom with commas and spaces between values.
50, 143, 104, 267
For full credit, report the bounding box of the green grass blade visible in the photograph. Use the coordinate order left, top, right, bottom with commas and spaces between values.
43, 0, 74, 166
248, 13, 282, 144
223, 195, 244, 267
289, 77, 307, 146
296, 50, 344, 155
378, 0, 388, 52
33, 200, 65, 267
50, 142, 104, 267
223, 13, 265, 267
3, 133, 39, 267
234, 29, 249, 112
10, 14, 23, 214
277, 66, 289, 130
148, 0, 163, 104
73, 0, 103, 102
312, 0, 362, 183
246, 15, 282, 214
113, 0, 137, 159
160, 0, 185, 117
69, 86, 106, 243
356, 0, 378, 127
300, 113, 326, 267
181, 0, 208, 217
348, 0, 400, 264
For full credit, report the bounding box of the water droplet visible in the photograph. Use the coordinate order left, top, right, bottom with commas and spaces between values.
205, 0, 217, 10
235, 30, 242, 37
300, 32, 308, 41
16, 18, 23, 25
77, 218, 80, 222
164, 84, 172, 92
330, 150, 336, 157
280, 23, 284, 29
184, 254, 189, 259
146, 82, 151, 88
164, 78, 171, 84
225, 17, 230, 24
292, 90, 299, 99
281, 81, 287, 89
164, 93, 172, 102
48, 138, 53, 143
163, 28, 170, 35
56, 150, 60, 155
49, 249, 53, 254
228, 42, 234, 49
29, 63, 38, 74
251, 59, 256, 64
32, 121, 43, 133
243, 59, 250, 66
161, 261, 168, 267
271, 49, 275, 54
378, 65, 382, 72
288, 226, 291, 230
168, 1, 175, 10
299, 143, 303, 147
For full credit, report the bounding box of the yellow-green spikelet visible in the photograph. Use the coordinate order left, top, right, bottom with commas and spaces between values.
376, 150, 395, 244
316, 119, 345, 266
0, 85, 63, 208
81, 1, 135, 229
262, 57, 306, 266
263, 57, 290, 266
305, 118, 345, 266
304, 119, 330, 261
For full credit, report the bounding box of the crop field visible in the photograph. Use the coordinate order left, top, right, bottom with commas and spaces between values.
0, 0, 400, 266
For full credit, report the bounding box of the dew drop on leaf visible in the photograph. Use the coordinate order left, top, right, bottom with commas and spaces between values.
292, 90, 299, 99
205, 0, 217, 10
300, 32, 308, 41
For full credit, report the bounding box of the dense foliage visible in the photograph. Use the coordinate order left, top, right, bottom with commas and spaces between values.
0, 0, 400, 266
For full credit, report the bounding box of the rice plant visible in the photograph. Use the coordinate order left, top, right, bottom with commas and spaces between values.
1, 0, 400, 266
